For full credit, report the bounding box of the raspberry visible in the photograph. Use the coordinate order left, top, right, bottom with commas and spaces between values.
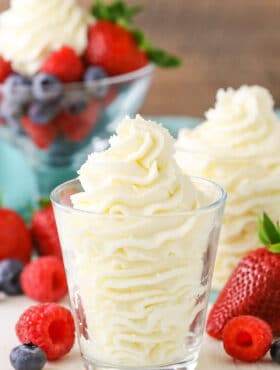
21, 256, 67, 303
16, 303, 75, 361
41, 46, 84, 83
223, 315, 272, 362
0, 56, 12, 82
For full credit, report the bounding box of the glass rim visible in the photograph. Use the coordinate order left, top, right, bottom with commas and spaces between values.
0, 63, 155, 91
50, 176, 227, 218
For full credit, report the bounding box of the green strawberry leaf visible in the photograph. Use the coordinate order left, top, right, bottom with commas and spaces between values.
38, 198, 51, 209
92, 0, 142, 28
267, 243, 280, 254
92, 0, 182, 68
263, 212, 280, 243
258, 215, 271, 245
258, 213, 280, 253
147, 48, 182, 68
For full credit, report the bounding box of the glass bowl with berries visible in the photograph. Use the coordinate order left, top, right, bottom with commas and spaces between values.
0, 0, 180, 198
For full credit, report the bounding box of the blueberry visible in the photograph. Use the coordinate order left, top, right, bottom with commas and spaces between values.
84, 66, 107, 81
32, 73, 62, 102
84, 66, 108, 98
62, 89, 89, 115
3, 74, 31, 104
10, 343, 47, 370
0, 259, 24, 295
28, 100, 61, 124
271, 340, 280, 364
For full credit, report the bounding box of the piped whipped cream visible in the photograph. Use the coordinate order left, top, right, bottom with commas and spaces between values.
56, 116, 217, 366
0, 0, 92, 76
72, 115, 197, 215
176, 86, 280, 289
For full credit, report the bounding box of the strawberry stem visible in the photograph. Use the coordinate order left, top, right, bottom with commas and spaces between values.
38, 198, 51, 209
258, 213, 280, 253
92, 0, 182, 68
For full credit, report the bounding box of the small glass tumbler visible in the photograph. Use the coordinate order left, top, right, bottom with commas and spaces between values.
51, 177, 226, 370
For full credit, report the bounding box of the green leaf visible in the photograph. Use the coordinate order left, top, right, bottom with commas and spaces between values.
92, 0, 142, 27
262, 212, 280, 244
132, 28, 151, 50
38, 198, 51, 209
257, 215, 271, 245
258, 213, 280, 254
267, 243, 280, 254
147, 48, 182, 68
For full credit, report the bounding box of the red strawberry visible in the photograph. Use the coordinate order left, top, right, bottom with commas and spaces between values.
207, 213, 280, 339
55, 99, 101, 142
223, 316, 272, 362
0, 208, 32, 263
0, 56, 12, 83
85, 21, 148, 76
31, 204, 62, 259
21, 116, 58, 149
41, 46, 84, 83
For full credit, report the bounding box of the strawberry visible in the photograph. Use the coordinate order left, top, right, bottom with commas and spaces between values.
85, 20, 148, 76
0, 56, 12, 83
55, 99, 101, 142
0, 208, 32, 263
85, 0, 181, 75
31, 203, 62, 259
21, 116, 58, 149
41, 46, 84, 83
207, 213, 280, 339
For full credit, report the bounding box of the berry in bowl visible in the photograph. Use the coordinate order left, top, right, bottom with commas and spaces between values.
0, 0, 180, 198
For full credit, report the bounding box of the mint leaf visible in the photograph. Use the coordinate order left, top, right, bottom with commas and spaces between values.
147, 48, 182, 68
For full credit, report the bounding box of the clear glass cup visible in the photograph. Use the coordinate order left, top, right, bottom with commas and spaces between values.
175, 150, 280, 291
0, 64, 154, 199
51, 177, 226, 370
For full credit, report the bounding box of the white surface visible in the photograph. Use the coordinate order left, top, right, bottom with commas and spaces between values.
0, 296, 277, 370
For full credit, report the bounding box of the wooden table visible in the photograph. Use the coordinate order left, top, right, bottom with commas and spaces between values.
1, 295, 277, 370
1, 0, 280, 116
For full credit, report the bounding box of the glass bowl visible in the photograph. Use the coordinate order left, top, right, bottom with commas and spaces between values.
0, 64, 154, 198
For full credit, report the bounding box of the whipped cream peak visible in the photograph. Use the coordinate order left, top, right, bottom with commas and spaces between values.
177, 85, 280, 157
206, 85, 275, 124
175, 85, 280, 289
72, 115, 197, 215
0, 0, 93, 76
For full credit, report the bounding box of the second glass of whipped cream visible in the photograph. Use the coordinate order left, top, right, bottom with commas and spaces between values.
175, 85, 280, 290
51, 116, 226, 370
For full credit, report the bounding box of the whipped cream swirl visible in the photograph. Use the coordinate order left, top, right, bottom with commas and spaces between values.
56, 116, 217, 366
0, 0, 92, 76
72, 115, 196, 215
176, 86, 280, 290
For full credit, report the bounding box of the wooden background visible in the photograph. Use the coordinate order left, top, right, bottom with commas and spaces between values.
1, 0, 280, 117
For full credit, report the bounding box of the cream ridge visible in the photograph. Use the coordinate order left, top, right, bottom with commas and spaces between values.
55, 116, 216, 366
0, 0, 92, 76
176, 85, 280, 290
